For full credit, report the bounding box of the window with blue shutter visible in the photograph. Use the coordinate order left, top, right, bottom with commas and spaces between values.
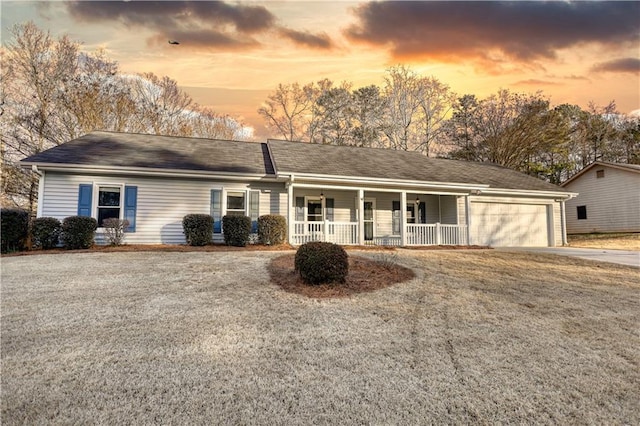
124, 186, 137, 232
249, 190, 260, 233
77, 184, 93, 217
211, 190, 222, 233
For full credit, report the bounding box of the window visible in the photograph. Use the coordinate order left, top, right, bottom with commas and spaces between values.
577, 205, 587, 220
97, 186, 121, 226
596, 169, 605, 178
211, 189, 260, 233
226, 191, 246, 216
77, 184, 137, 232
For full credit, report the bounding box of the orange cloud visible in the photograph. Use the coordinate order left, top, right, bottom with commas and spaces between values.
345, 1, 639, 64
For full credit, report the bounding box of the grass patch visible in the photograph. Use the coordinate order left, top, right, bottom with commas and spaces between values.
568, 233, 640, 250
2, 250, 639, 424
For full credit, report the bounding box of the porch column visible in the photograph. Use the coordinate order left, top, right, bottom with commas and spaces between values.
287, 182, 294, 245
560, 200, 567, 246
400, 191, 407, 246
465, 195, 471, 245
358, 189, 365, 245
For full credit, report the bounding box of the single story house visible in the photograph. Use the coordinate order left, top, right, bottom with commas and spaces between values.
22, 131, 576, 247
562, 161, 640, 234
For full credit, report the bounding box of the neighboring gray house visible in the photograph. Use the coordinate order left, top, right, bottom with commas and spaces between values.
22, 131, 576, 247
562, 161, 640, 234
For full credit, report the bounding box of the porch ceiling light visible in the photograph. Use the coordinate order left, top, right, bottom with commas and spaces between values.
415, 196, 420, 204
320, 191, 324, 201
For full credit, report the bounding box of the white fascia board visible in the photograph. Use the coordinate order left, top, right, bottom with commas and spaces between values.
277, 171, 489, 192
22, 162, 284, 182
289, 182, 467, 195
481, 187, 577, 200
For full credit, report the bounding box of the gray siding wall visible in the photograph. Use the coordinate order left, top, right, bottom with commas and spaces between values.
41, 172, 286, 244
564, 166, 640, 233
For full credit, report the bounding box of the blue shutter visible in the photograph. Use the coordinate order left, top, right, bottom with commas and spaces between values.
295, 197, 304, 221
211, 190, 222, 233
419, 201, 426, 225
325, 198, 334, 221
124, 186, 137, 232
77, 184, 93, 217
249, 190, 260, 233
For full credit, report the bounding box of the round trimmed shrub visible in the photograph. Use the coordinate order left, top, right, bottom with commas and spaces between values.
1, 208, 29, 253
182, 214, 213, 246
258, 214, 287, 245
61, 216, 97, 249
222, 215, 251, 247
294, 241, 349, 285
31, 217, 62, 249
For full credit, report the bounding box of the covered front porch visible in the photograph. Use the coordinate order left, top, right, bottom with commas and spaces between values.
286, 183, 472, 246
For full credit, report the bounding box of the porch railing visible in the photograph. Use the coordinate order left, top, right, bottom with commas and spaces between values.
292, 221, 358, 245
291, 221, 468, 246
405, 223, 468, 246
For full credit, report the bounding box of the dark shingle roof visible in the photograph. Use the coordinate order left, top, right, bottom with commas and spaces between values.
22, 131, 567, 192
22, 131, 274, 175
267, 139, 563, 192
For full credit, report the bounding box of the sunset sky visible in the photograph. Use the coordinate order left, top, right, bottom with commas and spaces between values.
2, 1, 639, 139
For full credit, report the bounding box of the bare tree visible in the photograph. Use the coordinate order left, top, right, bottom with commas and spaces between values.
128, 72, 193, 136
382, 65, 422, 151
446, 94, 480, 161
311, 82, 353, 145
350, 85, 387, 148
415, 76, 457, 157
1, 22, 249, 212
258, 82, 318, 141
1, 22, 79, 211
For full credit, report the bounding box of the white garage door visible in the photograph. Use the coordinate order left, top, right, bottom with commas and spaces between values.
470, 202, 549, 247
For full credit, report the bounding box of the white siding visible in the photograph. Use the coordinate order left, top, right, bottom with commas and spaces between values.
457, 196, 468, 226
41, 172, 286, 244
564, 166, 640, 233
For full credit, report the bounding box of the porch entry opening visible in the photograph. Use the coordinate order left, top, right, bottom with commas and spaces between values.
307, 199, 323, 222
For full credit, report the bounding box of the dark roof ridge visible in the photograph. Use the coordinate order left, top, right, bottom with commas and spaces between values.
91, 129, 256, 145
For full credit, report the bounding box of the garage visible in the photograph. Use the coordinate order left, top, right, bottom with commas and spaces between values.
470, 202, 550, 247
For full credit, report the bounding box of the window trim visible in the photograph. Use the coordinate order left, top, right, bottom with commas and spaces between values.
215, 188, 260, 234
577, 205, 587, 220
93, 183, 125, 228
225, 190, 247, 216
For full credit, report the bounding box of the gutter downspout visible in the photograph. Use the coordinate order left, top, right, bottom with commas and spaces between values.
32, 165, 45, 218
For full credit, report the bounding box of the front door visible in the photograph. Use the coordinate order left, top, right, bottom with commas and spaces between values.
364, 199, 375, 241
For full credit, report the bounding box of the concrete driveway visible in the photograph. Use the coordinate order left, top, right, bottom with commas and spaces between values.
505, 247, 640, 268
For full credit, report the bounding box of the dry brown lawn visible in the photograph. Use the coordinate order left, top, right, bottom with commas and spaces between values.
569, 233, 640, 250
2, 250, 639, 424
